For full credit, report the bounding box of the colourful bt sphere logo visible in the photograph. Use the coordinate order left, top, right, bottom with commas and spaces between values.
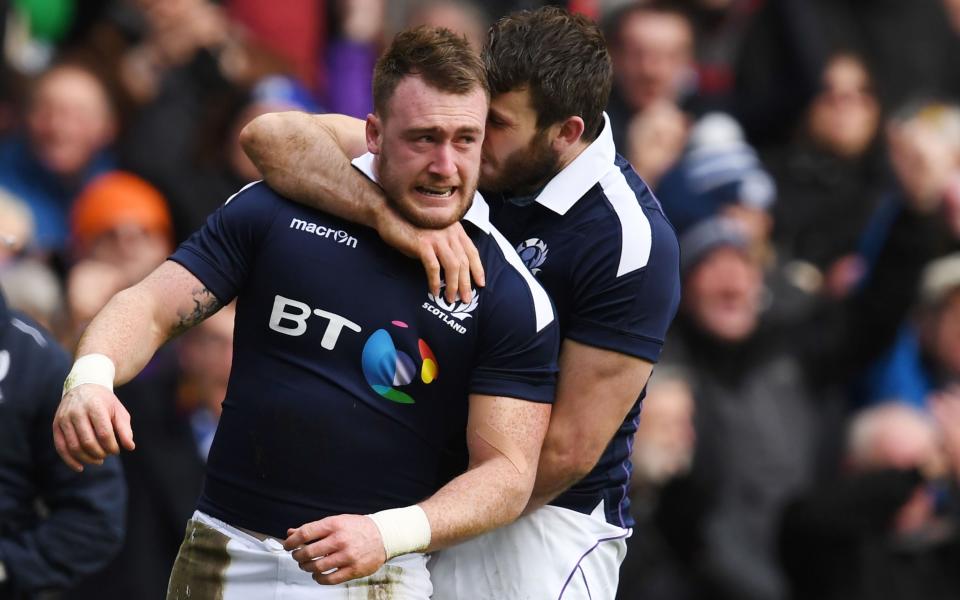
361, 320, 438, 404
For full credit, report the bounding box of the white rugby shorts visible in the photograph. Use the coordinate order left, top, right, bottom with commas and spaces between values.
166, 510, 432, 599
429, 501, 630, 599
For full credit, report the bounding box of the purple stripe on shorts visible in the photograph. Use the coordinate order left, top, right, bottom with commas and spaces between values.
557, 532, 631, 599
578, 565, 593, 600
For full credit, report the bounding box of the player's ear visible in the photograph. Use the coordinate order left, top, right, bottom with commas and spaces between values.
366, 113, 383, 154
552, 116, 586, 152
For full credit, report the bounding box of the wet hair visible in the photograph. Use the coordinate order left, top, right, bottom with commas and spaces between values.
373, 25, 488, 118
484, 6, 612, 141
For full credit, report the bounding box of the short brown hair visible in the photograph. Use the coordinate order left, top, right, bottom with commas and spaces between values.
373, 26, 488, 118
484, 7, 612, 141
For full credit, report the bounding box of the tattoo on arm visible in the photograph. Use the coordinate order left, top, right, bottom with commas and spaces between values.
171, 286, 222, 337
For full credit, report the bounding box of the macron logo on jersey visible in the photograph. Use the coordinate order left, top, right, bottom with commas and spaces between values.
289, 218, 358, 249
422, 283, 478, 335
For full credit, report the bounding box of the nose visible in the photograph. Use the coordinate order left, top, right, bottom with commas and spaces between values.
428, 143, 457, 178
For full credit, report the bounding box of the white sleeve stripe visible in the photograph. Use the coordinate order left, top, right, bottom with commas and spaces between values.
488, 228, 556, 333
600, 169, 652, 277
224, 180, 263, 206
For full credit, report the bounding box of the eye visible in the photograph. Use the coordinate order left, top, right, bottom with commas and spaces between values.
457, 135, 477, 145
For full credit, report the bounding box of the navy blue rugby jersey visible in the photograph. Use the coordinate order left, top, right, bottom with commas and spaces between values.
488, 114, 681, 528
169, 155, 558, 538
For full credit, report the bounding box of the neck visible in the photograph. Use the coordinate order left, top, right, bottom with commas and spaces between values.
556, 139, 591, 174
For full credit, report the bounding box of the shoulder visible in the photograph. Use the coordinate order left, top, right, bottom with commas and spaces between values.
576, 157, 679, 279
222, 180, 284, 211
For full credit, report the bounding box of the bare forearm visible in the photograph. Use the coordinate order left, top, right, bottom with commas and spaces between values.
420, 456, 532, 551
74, 261, 222, 384
75, 287, 169, 384
240, 112, 387, 228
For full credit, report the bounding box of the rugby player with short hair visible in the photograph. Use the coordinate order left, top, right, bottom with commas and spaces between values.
53, 26, 559, 599
242, 7, 681, 598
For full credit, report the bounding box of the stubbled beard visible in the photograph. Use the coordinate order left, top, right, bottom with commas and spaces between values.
378, 153, 475, 229
481, 129, 562, 195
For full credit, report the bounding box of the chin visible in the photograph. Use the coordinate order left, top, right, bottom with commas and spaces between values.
398, 202, 464, 230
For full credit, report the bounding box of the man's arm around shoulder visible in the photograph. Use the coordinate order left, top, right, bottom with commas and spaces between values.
241, 111, 484, 303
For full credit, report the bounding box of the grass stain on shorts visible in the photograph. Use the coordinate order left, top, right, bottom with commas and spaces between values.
167, 520, 231, 600
346, 564, 404, 600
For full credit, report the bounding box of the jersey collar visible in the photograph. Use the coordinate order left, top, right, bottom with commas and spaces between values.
351, 153, 491, 233
531, 112, 617, 216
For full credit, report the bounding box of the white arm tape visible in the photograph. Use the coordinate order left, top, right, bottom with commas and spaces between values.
367, 505, 431, 560
63, 353, 116, 395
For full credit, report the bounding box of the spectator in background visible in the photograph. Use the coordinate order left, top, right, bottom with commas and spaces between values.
605, 2, 696, 150
731, 0, 829, 148
406, 0, 490, 51
69, 171, 172, 288
116, 0, 293, 240
684, 0, 762, 113
766, 53, 885, 299
0, 62, 116, 253
118, 0, 250, 107
624, 97, 689, 188
62, 171, 206, 600
155, 74, 319, 239
662, 173, 947, 599
65, 171, 173, 344
655, 112, 775, 246
0, 287, 125, 599
815, 0, 960, 119
618, 368, 702, 600
856, 102, 960, 408
780, 401, 960, 600
862, 254, 960, 410
630, 369, 697, 494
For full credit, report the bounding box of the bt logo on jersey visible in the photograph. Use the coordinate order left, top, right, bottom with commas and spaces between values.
361, 320, 438, 404
268, 295, 361, 349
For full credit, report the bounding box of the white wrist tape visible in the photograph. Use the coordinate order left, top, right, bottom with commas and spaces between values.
367, 505, 431, 560
63, 353, 116, 396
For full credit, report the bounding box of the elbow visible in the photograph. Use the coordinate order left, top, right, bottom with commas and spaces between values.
501, 478, 535, 522
239, 111, 300, 161
238, 113, 274, 158
541, 440, 599, 486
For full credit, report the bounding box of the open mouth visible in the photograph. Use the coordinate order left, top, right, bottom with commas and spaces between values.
415, 186, 456, 199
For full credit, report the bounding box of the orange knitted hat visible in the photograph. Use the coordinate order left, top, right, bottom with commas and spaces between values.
71, 171, 172, 247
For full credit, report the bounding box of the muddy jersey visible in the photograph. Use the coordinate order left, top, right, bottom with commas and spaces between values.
170, 157, 558, 538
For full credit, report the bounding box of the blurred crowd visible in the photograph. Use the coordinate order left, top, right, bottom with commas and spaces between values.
1, 0, 960, 599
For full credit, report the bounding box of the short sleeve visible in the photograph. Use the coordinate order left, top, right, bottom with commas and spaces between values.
169, 182, 281, 303
566, 210, 681, 363
470, 266, 559, 403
